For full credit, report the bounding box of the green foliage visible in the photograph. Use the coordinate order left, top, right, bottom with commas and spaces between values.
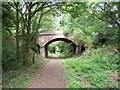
48, 42, 56, 54
59, 42, 73, 57
48, 41, 74, 58
48, 53, 56, 57
89, 71, 112, 88
41, 12, 56, 31
2, 31, 17, 70
61, 12, 95, 46
2, 54, 47, 88
2, 2, 120, 88
2, 2, 14, 34
61, 48, 119, 88
60, 2, 119, 48
2, 2, 59, 69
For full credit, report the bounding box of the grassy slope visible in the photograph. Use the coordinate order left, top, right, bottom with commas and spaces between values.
2, 55, 48, 88
61, 47, 119, 88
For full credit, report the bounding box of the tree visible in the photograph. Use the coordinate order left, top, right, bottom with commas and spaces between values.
6, 1, 62, 65
60, 2, 120, 50
91, 2, 120, 47
2, 3, 17, 70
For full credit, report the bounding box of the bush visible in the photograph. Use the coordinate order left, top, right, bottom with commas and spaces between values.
2, 31, 17, 70
61, 47, 119, 88
2, 54, 47, 88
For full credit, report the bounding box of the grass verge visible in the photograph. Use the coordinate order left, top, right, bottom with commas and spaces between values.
2, 55, 48, 88
61, 47, 119, 88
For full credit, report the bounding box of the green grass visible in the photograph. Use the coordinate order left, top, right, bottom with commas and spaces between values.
2, 55, 48, 88
48, 52, 73, 58
48, 53, 57, 57
61, 47, 119, 88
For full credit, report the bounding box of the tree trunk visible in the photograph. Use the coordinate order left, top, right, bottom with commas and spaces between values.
16, 2, 20, 61
32, 49, 35, 64
118, 2, 120, 50
23, 2, 32, 65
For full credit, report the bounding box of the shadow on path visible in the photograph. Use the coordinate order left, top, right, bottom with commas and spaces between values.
46, 56, 60, 59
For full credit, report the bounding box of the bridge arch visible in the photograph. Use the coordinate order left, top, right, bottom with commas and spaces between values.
44, 38, 77, 57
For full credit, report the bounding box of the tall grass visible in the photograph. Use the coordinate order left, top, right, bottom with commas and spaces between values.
61, 47, 119, 88
2, 54, 48, 88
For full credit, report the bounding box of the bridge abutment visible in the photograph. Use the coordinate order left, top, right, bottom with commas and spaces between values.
40, 47, 46, 57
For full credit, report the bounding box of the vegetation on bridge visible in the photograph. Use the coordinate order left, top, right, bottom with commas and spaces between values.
2, 1, 120, 88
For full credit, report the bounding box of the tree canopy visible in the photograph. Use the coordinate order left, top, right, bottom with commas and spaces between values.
2, 1, 120, 70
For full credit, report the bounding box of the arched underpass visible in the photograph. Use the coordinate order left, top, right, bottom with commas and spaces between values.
44, 38, 77, 58
37, 31, 81, 57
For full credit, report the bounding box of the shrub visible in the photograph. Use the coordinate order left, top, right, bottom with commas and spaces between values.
2, 31, 17, 70
61, 47, 119, 88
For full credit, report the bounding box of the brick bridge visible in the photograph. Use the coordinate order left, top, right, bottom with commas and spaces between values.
37, 30, 82, 57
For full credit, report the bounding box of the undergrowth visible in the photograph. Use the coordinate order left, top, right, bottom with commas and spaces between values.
61, 47, 119, 88
2, 55, 48, 88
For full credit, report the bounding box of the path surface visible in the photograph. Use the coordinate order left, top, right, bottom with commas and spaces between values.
29, 58, 66, 88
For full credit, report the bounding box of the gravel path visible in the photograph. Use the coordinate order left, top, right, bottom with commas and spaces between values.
28, 58, 66, 88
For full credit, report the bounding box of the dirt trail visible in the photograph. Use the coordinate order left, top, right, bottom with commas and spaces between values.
28, 58, 66, 88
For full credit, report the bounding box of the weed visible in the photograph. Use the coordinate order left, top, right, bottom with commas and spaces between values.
61, 48, 119, 88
